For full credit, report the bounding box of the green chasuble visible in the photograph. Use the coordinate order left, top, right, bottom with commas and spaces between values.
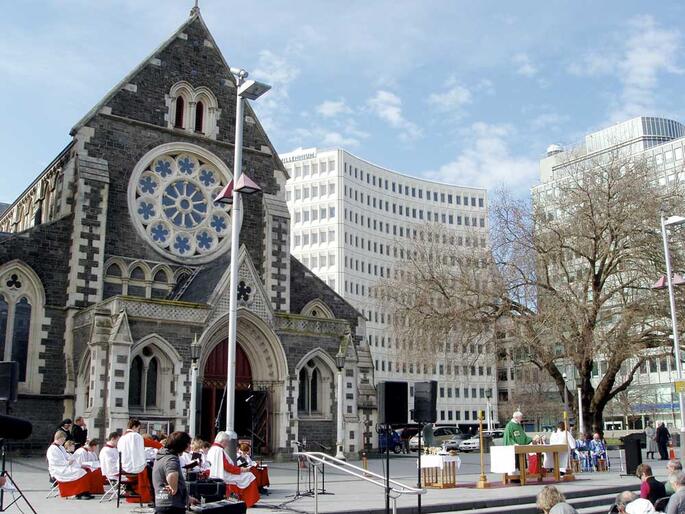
503, 420, 532, 445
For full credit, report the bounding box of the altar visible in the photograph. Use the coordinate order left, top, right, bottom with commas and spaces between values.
491, 444, 572, 485
419, 454, 461, 489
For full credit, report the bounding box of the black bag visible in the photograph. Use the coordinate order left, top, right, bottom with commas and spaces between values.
190, 499, 246, 513
188, 478, 226, 503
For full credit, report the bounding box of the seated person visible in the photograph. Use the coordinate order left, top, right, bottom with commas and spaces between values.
74, 439, 100, 470
614, 491, 655, 514
207, 432, 259, 507
99, 432, 121, 480
180, 438, 210, 477
47, 431, 104, 499
636, 463, 666, 507
666, 459, 683, 495
237, 443, 270, 493
118, 418, 153, 503
589, 433, 607, 470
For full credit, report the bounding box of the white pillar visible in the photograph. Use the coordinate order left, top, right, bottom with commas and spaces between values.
189, 361, 198, 437
336, 368, 346, 460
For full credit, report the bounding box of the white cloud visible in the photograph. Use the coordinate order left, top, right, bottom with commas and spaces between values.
428, 82, 472, 114
289, 126, 363, 149
316, 99, 351, 118
567, 15, 682, 122
513, 53, 538, 77
530, 112, 570, 131
426, 122, 538, 195
367, 90, 422, 141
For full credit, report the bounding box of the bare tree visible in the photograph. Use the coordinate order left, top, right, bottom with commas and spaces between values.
379, 151, 683, 434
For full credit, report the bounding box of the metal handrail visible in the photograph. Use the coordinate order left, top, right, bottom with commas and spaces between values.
294, 452, 425, 514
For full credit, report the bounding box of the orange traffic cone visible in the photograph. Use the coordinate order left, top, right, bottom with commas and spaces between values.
669, 442, 676, 460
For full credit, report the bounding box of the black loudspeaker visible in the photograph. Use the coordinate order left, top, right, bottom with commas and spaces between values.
413, 381, 437, 423
377, 381, 408, 425
0, 361, 19, 403
622, 434, 643, 475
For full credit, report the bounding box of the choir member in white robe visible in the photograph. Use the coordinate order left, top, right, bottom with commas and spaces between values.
207, 432, 259, 507
544, 421, 576, 472
117, 418, 153, 503
74, 439, 100, 470
99, 432, 121, 480
47, 431, 103, 498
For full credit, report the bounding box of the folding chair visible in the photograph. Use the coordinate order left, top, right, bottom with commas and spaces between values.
100, 476, 124, 503
46, 477, 59, 498
117, 452, 143, 509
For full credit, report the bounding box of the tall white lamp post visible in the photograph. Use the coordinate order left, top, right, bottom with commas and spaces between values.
654, 214, 685, 460
189, 336, 201, 437
335, 351, 346, 460
562, 372, 568, 414
214, 68, 270, 453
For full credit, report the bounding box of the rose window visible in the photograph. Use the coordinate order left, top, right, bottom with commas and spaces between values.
128, 146, 234, 263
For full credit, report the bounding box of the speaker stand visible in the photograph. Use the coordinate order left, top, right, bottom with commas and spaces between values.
0, 440, 37, 514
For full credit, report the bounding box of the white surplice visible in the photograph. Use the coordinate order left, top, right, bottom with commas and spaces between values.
99, 444, 119, 479
74, 447, 100, 469
543, 430, 576, 471
206, 445, 255, 489
118, 430, 146, 474
47, 444, 87, 482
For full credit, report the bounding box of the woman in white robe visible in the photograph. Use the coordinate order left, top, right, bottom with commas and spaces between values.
207, 432, 259, 507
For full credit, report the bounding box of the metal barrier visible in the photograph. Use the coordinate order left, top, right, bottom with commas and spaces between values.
294, 451, 425, 514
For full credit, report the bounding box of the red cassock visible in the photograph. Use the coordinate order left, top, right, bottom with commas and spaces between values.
210, 445, 259, 507
57, 469, 105, 497
250, 466, 270, 488
124, 470, 153, 503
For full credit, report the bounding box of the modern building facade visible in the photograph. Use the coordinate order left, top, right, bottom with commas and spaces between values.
280, 146, 498, 428
0, 9, 377, 456
534, 116, 685, 430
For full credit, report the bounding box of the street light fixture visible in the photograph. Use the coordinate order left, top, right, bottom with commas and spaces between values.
654, 213, 685, 460
213, 67, 269, 454
335, 350, 346, 460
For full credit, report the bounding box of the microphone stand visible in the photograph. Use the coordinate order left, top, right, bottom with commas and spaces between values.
0, 439, 37, 513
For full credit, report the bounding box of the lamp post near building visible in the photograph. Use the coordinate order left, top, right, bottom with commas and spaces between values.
214, 67, 270, 454
189, 336, 201, 437
335, 350, 346, 460
562, 372, 568, 414
653, 214, 685, 460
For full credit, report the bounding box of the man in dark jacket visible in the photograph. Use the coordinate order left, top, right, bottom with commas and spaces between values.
70, 417, 88, 450
637, 463, 667, 507
657, 422, 671, 461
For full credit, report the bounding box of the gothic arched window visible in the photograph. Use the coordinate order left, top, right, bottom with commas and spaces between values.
129, 356, 143, 407
195, 101, 204, 133
297, 358, 327, 417
174, 97, 185, 128
146, 357, 158, 407
11, 298, 31, 381
0, 264, 44, 392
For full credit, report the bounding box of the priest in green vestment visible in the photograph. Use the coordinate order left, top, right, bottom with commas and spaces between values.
503, 411, 532, 446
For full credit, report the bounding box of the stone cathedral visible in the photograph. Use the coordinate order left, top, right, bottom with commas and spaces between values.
0, 8, 377, 456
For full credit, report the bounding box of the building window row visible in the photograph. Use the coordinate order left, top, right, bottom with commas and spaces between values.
293, 229, 336, 247
343, 164, 485, 208
286, 182, 336, 202
287, 160, 336, 179
292, 206, 336, 224
299, 253, 336, 270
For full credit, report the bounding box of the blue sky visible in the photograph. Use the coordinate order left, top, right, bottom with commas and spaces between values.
2, 0, 685, 203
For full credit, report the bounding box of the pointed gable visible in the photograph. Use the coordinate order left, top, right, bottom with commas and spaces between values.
70, 11, 283, 172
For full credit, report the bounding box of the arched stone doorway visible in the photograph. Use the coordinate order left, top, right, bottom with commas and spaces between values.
198, 310, 289, 454
200, 341, 254, 443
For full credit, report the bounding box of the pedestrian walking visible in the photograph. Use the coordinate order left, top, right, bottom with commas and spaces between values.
645, 422, 657, 460
657, 422, 671, 461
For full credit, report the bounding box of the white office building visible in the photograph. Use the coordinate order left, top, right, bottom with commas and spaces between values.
536, 116, 685, 429
280, 147, 497, 427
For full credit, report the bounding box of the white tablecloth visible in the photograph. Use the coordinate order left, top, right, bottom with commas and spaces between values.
490, 445, 516, 473
419, 454, 461, 469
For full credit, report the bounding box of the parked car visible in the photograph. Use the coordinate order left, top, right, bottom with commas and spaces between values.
409, 426, 463, 450
458, 429, 505, 452
442, 432, 473, 451
378, 429, 403, 453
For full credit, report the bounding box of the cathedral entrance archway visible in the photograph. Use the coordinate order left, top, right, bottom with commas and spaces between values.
198, 310, 289, 455
200, 341, 259, 444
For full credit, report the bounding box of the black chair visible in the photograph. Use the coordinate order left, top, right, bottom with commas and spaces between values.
116, 452, 143, 509
654, 497, 670, 512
